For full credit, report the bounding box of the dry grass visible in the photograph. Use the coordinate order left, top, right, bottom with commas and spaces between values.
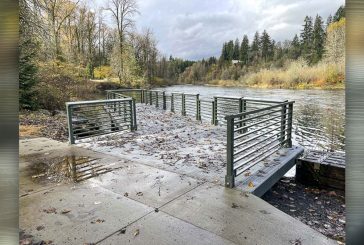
19, 125, 44, 138
240, 59, 345, 89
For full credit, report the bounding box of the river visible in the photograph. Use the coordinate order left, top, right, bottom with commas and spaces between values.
159, 85, 345, 153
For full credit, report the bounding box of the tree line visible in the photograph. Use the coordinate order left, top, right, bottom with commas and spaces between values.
176, 5, 345, 85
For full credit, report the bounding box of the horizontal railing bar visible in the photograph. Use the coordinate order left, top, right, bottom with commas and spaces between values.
234, 139, 285, 170
233, 108, 283, 124
233, 119, 286, 141
75, 128, 130, 140
74, 125, 131, 137
233, 112, 288, 132
68, 98, 132, 107
233, 130, 285, 159
235, 142, 283, 176
226, 101, 294, 119
234, 124, 285, 148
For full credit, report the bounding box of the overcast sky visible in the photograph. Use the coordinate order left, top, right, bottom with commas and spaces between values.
94, 0, 344, 60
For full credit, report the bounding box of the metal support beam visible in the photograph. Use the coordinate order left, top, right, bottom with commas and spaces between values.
66, 104, 75, 144
225, 117, 235, 188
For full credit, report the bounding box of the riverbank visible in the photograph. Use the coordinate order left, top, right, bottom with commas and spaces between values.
19, 106, 345, 242
200, 80, 345, 90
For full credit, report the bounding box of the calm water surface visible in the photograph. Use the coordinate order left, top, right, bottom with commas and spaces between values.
159, 85, 345, 152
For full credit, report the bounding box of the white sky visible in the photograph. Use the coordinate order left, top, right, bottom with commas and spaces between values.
92, 0, 345, 60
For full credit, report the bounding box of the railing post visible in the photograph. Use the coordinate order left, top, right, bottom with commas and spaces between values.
196, 94, 201, 121
225, 116, 235, 188
66, 104, 75, 144
155, 91, 159, 108
162, 91, 166, 110
182, 93, 186, 116
211, 101, 215, 125
149, 91, 152, 105
287, 103, 293, 148
280, 104, 287, 147
132, 98, 137, 131
213, 97, 218, 125
171, 93, 174, 112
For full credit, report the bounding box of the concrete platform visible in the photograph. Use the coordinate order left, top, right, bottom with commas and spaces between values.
20, 138, 337, 245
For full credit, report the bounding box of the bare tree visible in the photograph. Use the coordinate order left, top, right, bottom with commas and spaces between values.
36, 0, 80, 60
106, 0, 139, 84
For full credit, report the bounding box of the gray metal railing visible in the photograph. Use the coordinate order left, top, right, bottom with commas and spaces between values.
224, 101, 294, 188
66, 98, 137, 144
106, 89, 144, 103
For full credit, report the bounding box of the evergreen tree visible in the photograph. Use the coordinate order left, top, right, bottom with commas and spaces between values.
261, 30, 272, 62
227, 40, 234, 60
251, 32, 260, 63
290, 34, 301, 59
240, 35, 249, 65
333, 5, 345, 22
220, 42, 228, 61
233, 38, 240, 60
300, 16, 314, 63
326, 14, 333, 28
312, 14, 325, 63
19, 38, 38, 110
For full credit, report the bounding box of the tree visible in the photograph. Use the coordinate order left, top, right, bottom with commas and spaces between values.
324, 18, 345, 65
37, 0, 80, 60
250, 32, 260, 63
226, 40, 234, 61
261, 30, 272, 62
290, 34, 301, 59
233, 38, 240, 60
300, 16, 314, 63
107, 0, 139, 85
239, 35, 249, 65
333, 5, 345, 22
312, 15, 325, 63
19, 0, 39, 109
326, 14, 333, 28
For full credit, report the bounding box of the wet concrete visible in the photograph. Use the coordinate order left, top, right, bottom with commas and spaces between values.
20, 137, 337, 245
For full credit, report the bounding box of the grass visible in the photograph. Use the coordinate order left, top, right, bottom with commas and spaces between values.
19, 125, 44, 138
240, 60, 345, 89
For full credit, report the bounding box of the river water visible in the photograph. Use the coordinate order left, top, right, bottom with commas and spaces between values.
159, 85, 345, 153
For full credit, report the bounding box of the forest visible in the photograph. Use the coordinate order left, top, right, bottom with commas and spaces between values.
19, 0, 345, 111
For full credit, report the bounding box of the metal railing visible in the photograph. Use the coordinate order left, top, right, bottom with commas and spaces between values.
224, 101, 294, 187
106, 89, 144, 103
66, 98, 137, 144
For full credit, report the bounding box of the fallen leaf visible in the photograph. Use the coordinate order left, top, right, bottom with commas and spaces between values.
136, 192, 143, 196
244, 172, 251, 177
118, 228, 126, 235
231, 203, 239, 208
94, 201, 101, 205
91, 219, 105, 224
124, 192, 129, 197
61, 209, 71, 214
43, 207, 57, 214
36, 225, 45, 231
134, 229, 140, 237
248, 181, 254, 188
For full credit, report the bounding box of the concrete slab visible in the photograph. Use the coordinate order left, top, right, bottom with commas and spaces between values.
19, 138, 128, 196
161, 183, 336, 245
20, 183, 153, 245
87, 163, 202, 208
100, 211, 237, 245
20, 137, 70, 156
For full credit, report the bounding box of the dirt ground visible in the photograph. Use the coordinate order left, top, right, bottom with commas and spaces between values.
19, 105, 345, 243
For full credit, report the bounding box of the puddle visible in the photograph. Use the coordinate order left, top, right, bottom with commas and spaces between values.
24, 155, 112, 184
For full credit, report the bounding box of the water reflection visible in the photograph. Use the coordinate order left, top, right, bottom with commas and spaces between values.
28, 156, 112, 183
